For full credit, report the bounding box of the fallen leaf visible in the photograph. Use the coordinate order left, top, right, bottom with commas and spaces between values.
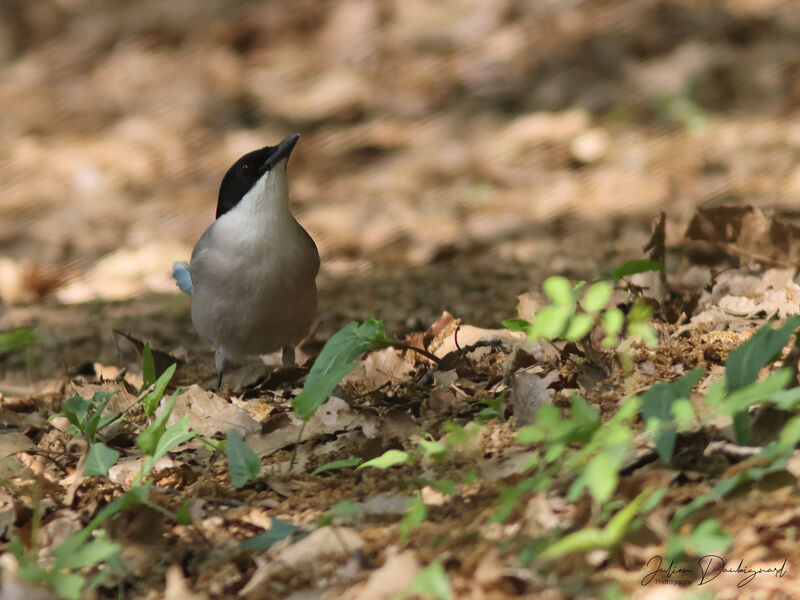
165, 385, 260, 437
510, 371, 554, 426
240, 527, 364, 595
352, 549, 421, 600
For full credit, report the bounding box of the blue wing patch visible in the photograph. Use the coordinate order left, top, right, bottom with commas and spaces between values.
172, 262, 194, 296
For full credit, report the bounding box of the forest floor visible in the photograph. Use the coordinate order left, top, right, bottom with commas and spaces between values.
2, 1, 800, 599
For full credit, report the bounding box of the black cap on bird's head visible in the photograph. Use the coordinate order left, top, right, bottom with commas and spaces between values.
216, 133, 300, 219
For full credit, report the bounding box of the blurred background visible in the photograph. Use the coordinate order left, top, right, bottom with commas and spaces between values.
1, 0, 800, 382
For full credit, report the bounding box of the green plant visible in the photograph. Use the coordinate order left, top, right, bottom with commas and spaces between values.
611, 259, 663, 282
311, 457, 363, 475
502, 275, 658, 348
10, 533, 122, 600
133, 391, 194, 486
352, 424, 480, 540
54, 392, 122, 445
240, 519, 306, 550
405, 560, 452, 600
140, 348, 177, 418
641, 317, 800, 469
226, 429, 260, 488
293, 317, 440, 421
665, 519, 732, 562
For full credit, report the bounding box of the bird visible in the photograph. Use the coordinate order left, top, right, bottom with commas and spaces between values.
173, 133, 319, 389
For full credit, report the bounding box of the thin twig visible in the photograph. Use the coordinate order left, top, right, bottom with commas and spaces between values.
349, 381, 392, 400
290, 420, 308, 469
379, 340, 441, 365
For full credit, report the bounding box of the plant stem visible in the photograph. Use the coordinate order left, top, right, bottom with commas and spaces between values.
378, 340, 442, 365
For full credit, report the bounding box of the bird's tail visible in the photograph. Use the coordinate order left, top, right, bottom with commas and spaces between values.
172, 262, 194, 296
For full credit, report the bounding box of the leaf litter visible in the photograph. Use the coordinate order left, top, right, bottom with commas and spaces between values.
4, 2, 800, 599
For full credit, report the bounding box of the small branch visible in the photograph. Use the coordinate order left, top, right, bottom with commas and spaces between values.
379, 340, 441, 366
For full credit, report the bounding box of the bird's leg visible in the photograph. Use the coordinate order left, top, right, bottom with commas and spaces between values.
215, 347, 230, 391
282, 345, 295, 367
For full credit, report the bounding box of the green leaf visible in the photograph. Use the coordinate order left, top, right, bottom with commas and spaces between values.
611, 259, 663, 281
722, 368, 793, 415
311, 457, 363, 475
778, 414, 800, 451
136, 390, 179, 455
292, 361, 359, 421
725, 317, 800, 444
240, 519, 305, 550
582, 281, 613, 313
142, 344, 156, 389
430, 477, 457, 496
628, 321, 659, 348
564, 313, 593, 341
84, 392, 114, 443
601, 307, 624, 345
83, 443, 120, 477
135, 415, 194, 485
44, 572, 85, 600
317, 500, 359, 527
175, 500, 192, 525
640, 368, 704, 462
725, 317, 800, 393
305, 317, 387, 389
543, 491, 650, 560
226, 430, 261, 488
585, 453, 617, 504
538, 527, 606, 560
151, 415, 194, 460
601, 491, 649, 546
418, 439, 447, 460
62, 395, 90, 428
8, 537, 24, 558
293, 318, 387, 420
0, 327, 37, 352
53, 537, 121, 570
543, 276, 574, 305
529, 304, 573, 341
571, 394, 601, 429
399, 495, 427, 542
687, 519, 732, 555
140, 362, 177, 418
356, 449, 411, 470
407, 561, 452, 600
501, 318, 530, 333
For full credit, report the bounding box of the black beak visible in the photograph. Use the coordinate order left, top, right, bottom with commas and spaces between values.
260, 133, 300, 173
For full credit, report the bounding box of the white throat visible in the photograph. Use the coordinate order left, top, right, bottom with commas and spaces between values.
213, 161, 292, 245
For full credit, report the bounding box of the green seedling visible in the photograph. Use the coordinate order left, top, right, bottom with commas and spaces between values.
405, 560, 452, 600
240, 518, 306, 550
54, 392, 122, 444
311, 457, 363, 475
226, 429, 260, 488
501, 275, 657, 348
611, 259, 663, 282
665, 519, 732, 562
292, 317, 441, 421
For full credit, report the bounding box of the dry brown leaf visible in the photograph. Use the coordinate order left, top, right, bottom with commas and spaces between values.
246, 397, 368, 457
685, 205, 800, 268
343, 347, 415, 389
165, 385, 260, 437
350, 548, 421, 600
510, 370, 555, 426
164, 564, 210, 600
241, 527, 364, 595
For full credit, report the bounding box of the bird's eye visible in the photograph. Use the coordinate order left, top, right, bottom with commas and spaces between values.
240, 163, 251, 175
